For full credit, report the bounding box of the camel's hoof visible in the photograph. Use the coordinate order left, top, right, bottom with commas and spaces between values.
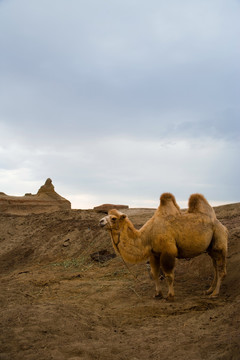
209, 293, 218, 299
204, 289, 213, 296
166, 294, 175, 302
154, 292, 163, 299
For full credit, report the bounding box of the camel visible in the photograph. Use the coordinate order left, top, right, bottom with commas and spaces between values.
99, 193, 228, 300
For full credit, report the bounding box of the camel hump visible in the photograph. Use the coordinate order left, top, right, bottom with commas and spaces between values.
159, 193, 181, 216
188, 194, 216, 219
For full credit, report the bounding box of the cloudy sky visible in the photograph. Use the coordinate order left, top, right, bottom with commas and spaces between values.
0, 0, 239, 209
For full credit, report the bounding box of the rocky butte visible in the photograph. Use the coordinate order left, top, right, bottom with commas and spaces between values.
0, 178, 71, 214
93, 204, 129, 212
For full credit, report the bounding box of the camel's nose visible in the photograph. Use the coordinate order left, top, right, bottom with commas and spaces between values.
99, 219, 106, 227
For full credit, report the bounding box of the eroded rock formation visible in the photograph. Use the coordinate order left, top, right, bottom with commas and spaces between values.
0, 178, 71, 214
94, 204, 129, 212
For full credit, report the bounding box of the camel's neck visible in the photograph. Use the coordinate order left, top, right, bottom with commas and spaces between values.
110, 219, 151, 264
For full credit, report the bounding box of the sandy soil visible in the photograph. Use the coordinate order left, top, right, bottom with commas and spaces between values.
0, 203, 240, 360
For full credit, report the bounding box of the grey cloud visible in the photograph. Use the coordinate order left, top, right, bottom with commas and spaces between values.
0, 0, 239, 206
173, 111, 240, 141
1, 1, 239, 136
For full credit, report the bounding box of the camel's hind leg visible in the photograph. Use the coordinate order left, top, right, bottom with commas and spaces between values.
205, 257, 217, 295
207, 250, 227, 297
206, 221, 228, 297
149, 254, 163, 298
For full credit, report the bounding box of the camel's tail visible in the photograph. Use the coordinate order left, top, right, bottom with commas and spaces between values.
188, 193, 216, 219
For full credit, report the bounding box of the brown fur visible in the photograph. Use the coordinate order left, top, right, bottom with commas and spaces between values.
108, 209, 122, 216
160, 193, 181, 211
100, 193, 228, 300
160, 252, 175, 274
188, 193, 216, 221
157, 193, 181, 216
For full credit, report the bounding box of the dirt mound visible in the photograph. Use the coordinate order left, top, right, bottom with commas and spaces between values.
0, 203, 240, 359
0, 178, 71, 215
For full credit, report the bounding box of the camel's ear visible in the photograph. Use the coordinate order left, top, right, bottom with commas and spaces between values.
120, 214, 127, 220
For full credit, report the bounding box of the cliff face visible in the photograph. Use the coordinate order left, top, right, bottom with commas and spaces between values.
0, 178, 71, 214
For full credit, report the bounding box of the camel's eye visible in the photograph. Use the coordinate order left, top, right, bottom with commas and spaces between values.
111, 217, 117, 222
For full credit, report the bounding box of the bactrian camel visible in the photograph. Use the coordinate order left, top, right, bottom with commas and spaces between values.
99, 193, 228, 300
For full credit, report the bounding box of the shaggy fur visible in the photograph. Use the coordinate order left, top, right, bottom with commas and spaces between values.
159, 192, 181, 214
99, 193, 228, 300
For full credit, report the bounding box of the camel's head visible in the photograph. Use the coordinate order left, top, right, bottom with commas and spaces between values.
99, 209, 127, 231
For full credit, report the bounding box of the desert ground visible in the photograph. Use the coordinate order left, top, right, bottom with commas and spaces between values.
0, 202, 240, 360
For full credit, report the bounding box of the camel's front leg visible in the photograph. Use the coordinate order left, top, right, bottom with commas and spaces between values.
161, 252, 176, 301
149, 254, 163, 298
165, 273, 175, 301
